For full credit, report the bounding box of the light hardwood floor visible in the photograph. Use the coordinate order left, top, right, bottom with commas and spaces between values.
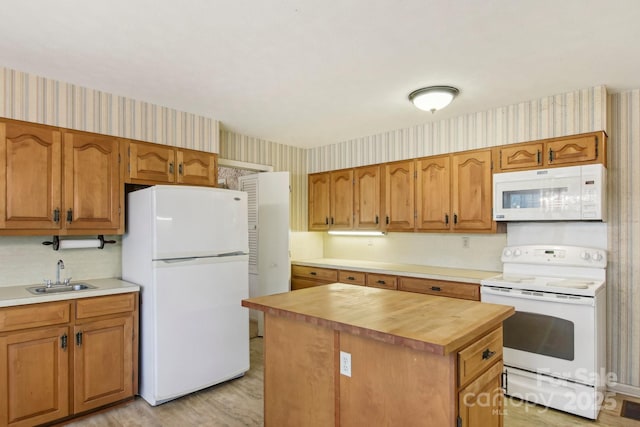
62, 337, 639, 426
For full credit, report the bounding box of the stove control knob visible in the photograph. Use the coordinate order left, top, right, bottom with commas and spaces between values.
580, 251, 591, 260
513, 249, 522, 257
591, 252, 603, 262
503, 249, 513, 257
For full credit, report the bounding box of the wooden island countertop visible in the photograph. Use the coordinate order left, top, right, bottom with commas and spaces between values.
243, 283, 514, 427
242, 282, 514, 355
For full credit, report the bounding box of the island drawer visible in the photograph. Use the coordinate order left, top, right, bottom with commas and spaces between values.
398, 277, 480, 301
366, 273, 397, 290
338, 270, 366, 286
0, 301, 71, 332
76, 293, 136, 320
292, 265, 338, 282
458, 326, 503, 386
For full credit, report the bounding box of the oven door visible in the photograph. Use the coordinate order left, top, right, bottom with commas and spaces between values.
481, 286, 596, 386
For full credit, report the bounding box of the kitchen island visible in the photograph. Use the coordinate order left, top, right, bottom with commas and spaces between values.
242, 283, 514, 427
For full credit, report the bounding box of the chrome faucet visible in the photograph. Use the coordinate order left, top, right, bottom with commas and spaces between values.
56, 259, 65, 285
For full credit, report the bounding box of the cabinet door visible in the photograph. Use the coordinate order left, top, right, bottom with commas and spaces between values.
0, 326, 69, 426
458, 361, 503, 427
73, 316, 134, 413
354, 165, 382, 230
308, 172, 331, 231
384, 160, 415, 231
127, 140, 176, 184
330, 169, 354, 230
499, 143, 543, 171
451, 150, 494, 231
0, 121, 62, 230
63, 132, 121, 232
547, 134, 598, 166
416, 155, 450, 231
176, 149, 217, 186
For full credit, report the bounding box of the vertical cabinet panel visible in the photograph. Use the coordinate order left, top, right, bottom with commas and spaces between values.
0, 121, 62, 230
330, 170, 354, 230
384, 160, 415, 231
0, 326, 69, 426
416, 155, 451, 231
63, 132, 120, 231
73, 317, 133, 413
308, 172, 331, 231
451, 150, 494, 231
354, 165, 382, 230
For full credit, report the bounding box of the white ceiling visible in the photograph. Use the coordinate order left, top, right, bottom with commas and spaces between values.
1, 1, 639, 148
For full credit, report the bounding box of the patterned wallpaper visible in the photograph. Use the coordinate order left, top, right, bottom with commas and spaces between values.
0, 67, 219, 152
608, 89, 640, 392
307, 86, 607, 172
219, 130, 307, 231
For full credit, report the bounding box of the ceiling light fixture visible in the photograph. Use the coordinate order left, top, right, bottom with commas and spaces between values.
408, 86, 459, 113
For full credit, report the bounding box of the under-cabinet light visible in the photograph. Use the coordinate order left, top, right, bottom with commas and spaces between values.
327, 231, 386, 236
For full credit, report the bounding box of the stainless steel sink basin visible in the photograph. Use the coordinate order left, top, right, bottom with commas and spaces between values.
27, 282, 96, 295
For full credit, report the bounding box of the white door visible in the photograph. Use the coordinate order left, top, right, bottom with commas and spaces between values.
152, 256, 249, 402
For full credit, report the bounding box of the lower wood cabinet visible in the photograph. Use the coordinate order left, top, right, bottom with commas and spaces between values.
291, 265, 338, 290
366, 273, 397, 290
0, 293, 138, 426
399, 276, 480, 301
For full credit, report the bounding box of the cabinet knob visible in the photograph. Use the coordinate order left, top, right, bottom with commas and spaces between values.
444, 214, 449, 225
60, 334, 68, 350
431, 286, 441, 292
169, 162, 174, 174
453, 214, 458, 224
347, 276, 355, 281
53, 208, 60, 224
179, 163, 184, 175
76, 331, 83, 347
66, 209, 73, 223
482, 348, 496, 360
548, 150, 554, 163
310, 271, 317, 276
377, 280, 386, 285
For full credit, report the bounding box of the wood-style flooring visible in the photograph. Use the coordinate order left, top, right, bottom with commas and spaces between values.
62, 337, 640, 427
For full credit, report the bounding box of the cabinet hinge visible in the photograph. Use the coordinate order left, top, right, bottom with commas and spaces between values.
457, 415, 462, 427
414, 171, 417, 179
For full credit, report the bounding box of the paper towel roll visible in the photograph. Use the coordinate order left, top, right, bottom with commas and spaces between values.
58, 239, 102, 250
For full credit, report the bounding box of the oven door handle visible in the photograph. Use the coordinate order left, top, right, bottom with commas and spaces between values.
481, 287, 595, 306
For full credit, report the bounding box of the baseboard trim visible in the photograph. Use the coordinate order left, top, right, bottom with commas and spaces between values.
609, 383, 640, 398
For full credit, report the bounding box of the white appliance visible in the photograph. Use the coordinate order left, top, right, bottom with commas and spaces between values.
481, 245, 606, 419
493, 164, 606, 221
239, 171, 290, 336
122, 185, 249, 406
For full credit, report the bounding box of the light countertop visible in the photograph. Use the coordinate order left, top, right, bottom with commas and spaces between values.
243, 283, 514, 355
291, 258, 500, 284
0, 278, 140, 308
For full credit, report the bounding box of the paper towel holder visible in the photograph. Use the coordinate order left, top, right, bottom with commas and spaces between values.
42, 235, 116, 251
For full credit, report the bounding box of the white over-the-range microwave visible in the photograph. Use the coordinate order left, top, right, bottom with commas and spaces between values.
493, 164, 606, 221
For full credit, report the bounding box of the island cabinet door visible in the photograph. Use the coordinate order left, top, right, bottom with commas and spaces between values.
458, 361, 504, 427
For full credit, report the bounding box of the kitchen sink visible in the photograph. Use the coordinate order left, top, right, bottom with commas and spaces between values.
27, 283, 96, 295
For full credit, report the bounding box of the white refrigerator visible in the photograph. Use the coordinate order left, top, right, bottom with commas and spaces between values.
122, 185, 249, 406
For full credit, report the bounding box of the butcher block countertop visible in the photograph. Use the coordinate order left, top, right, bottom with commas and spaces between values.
291, 258, 500, 284
242, 283, 514, 356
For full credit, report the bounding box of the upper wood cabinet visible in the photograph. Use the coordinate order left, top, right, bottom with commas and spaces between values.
416, 155, 450, 231
384, 160, 415, 231
354, 165, 383, 230
330, 169, 354, 230
125, 140, 217, 187
0, 121, 62, 231
308, 172, 331, 231
0, 119, 123, 235
451, 149, 495, 232
63, 131, 121, 232
497, 131, 606, 171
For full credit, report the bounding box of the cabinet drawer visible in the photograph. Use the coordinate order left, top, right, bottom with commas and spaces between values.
291, 278, 331, 291
0, 301, 71, 332
458, 327, 503, 387
338, 270, 366, 286
366, 273, 397, 290
76, 293, 136, 320
398, 277, 479, 301
291, 265, 338, 282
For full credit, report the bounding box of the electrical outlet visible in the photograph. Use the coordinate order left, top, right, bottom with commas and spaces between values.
340, 351, 352, 377
367, 239, 374, 247
462, 236, 470, 248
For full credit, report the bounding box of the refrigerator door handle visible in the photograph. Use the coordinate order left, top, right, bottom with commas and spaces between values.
161, 257, 198, 263
216, 251, 247, 257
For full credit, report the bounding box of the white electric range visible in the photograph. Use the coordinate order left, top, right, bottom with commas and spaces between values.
481, 245, 606, 420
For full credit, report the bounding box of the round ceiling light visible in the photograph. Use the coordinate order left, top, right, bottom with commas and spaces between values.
408, 86, 459, 113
